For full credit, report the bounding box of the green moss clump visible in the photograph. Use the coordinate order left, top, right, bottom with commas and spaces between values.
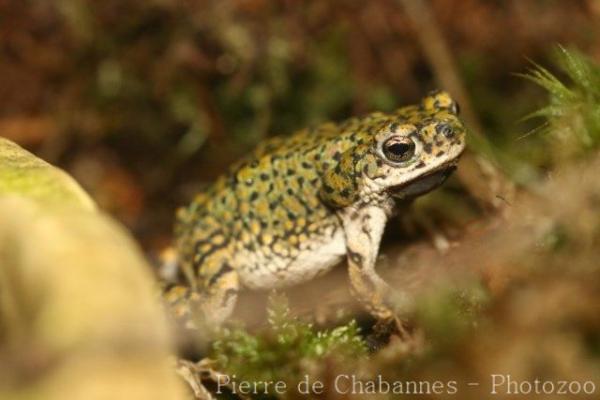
211, 293, 366, 394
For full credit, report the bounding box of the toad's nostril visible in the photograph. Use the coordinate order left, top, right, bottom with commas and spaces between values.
436, 123, 454, 138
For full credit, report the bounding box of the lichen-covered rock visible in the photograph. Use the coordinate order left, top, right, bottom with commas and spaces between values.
0, 139, 186, 400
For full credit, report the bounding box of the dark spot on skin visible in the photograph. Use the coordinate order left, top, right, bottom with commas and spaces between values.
323, 184, 335, 194
329, 227, 337, 238
269, 202, 278, 210
340, 188, 351, 198
193, 238, 228, 268
348, 250, 364, 266
415, 161, 426, 169
260, 220, 268, 228
250, 191, 259, 201
423, 143, 433, 154
267, 183, 275, 193
361, 225, 372, 239
436, 150, 446, 158
322, 162, 330, 170
260, 173, 269, 181
376, 159, 384, 168
297, 177, 305, 186
389, 122, 399, 132
287, 188, 294, 195
287, 169, 296, 176
314, 154, 322, 161
287, 212, 296, 220
208, 263, 233, 286
245, 178, 254, 186
250, 160, 259, 168
301, 161, 311, 169
273, 170, 279, 177
310, 178, 319, 186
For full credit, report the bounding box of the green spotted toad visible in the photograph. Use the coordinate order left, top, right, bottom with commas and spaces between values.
164, 90, 466, 326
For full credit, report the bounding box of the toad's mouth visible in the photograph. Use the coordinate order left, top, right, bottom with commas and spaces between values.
389, 164, 457, 200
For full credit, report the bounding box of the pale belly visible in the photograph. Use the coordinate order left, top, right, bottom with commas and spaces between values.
236, 228, 347, 290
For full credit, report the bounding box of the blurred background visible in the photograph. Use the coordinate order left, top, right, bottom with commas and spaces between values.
2, 0, 600, 250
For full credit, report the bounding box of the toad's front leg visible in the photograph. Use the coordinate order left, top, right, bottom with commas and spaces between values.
340, 205, 410, 321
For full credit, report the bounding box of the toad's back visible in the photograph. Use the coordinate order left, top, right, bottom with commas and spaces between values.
175, 120, 362, 291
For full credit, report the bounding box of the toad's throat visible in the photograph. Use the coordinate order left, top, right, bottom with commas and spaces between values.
389, 165, 457, 199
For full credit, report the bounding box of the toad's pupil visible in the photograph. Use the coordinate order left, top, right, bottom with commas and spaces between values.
384, 140, 415, 162
388, 142, 412, 155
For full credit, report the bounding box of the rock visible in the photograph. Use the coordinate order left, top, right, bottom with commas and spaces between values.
0, 138, 186, 400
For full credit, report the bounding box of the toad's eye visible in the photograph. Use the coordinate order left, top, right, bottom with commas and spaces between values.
382, 137, 416, 163
436, 123, 454, 138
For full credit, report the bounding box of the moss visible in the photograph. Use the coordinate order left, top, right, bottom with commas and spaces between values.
210, 293, 366, 395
